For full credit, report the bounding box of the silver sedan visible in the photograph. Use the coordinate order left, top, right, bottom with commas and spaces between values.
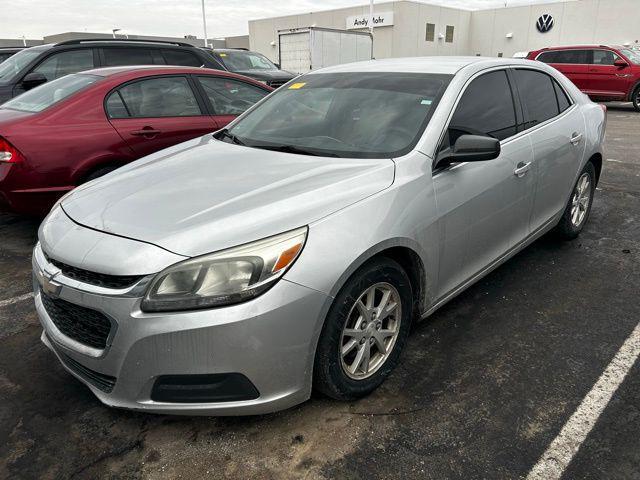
33, 57, 606, 415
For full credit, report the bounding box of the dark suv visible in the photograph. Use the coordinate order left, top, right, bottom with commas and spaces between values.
0, 47, 25, 64
0, 39, 225, 104
204, 48, 296, 88
528, 45, 640, 111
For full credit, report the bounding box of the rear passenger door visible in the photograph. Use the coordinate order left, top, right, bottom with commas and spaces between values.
194, 75, 270, 128
511, 68, 585, 232
537, 49, 591, 93
105, 75, 217, 157
433, 69, 535, 299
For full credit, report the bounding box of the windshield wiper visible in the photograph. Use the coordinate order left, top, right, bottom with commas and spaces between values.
216, 128, 245, 146
250, 144, 338, 157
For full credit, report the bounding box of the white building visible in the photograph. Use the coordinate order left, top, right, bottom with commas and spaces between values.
249, 0, 639, 62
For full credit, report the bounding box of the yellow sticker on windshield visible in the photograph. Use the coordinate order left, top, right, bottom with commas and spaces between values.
288, 82, 306, 89
219, 53, 227, 57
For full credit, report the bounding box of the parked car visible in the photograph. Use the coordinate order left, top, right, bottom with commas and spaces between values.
203, 48, 296, 88
0, 66, 271, 214
527, 45, 640, 111
0, 47, 25, 64
33, 57, 605, 415
0, 39, 226, 105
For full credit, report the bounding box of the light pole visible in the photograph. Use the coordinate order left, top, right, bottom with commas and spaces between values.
369, 0, 374, 34
201, 0, 209, 48
112, 28, 121, 38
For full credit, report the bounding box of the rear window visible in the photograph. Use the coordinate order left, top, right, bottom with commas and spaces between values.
0, 73, 99, 113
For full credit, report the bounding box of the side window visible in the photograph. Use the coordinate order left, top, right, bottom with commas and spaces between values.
111, 76, 201, 118
539, 49, 590, 64
197, 76, 268, 115
162, 49, 203, 67
514, 69, 560, 128
447, 70, 517, 143
32, 49, 95, 81
592, 50, 619, 65
103, 48, 154, 67
553, 80, 572, 113
105, 91, 129, 118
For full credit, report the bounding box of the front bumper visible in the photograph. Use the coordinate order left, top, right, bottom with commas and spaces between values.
33, 244, 330, 416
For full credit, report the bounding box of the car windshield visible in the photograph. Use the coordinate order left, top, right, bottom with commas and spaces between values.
217, 50, 278, 71
223, 72, 452, 159
1, 73, 100, 113
620, 49, 640, 65
0, 47, 45, 83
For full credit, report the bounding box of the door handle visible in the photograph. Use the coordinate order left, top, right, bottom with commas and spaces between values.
130, 127, 162, 138
514, 161, 532, 178
570, 132, 583, 146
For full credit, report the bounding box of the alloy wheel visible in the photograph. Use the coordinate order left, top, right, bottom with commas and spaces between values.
340, 282, 402, 380
570, 172, 592, 227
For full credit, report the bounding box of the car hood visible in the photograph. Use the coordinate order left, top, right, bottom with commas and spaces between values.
233, 69, 296, 82
62, 135, 394, 257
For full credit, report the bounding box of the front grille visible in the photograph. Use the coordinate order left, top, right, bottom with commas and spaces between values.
44, 253, 142, 289
51, 339, 117, 393
41, 291, 112, 349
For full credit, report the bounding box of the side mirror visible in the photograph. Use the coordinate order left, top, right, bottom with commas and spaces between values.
436, 134, 501, 168
614, 58, 629, 68
22, 72, 48, 90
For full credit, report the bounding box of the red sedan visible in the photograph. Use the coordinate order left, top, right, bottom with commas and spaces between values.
0, 66, 272, 215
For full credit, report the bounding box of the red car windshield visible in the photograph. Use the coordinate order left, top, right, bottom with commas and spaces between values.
620, 49, 640, 65
1, 74, 100, 113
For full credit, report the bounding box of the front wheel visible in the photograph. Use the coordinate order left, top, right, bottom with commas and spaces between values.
633, 86, 640, 112
554, 161, 596, 240
313, 257, 413, 400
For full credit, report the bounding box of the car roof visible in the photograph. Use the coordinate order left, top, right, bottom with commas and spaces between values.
314, 56, 541, 75
536, 45, 623, 51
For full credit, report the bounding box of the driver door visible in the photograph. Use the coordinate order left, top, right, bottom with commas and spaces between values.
433, 69, 536, 299
194, 75, 270, 129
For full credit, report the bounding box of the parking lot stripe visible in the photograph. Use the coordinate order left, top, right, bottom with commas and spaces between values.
527, 322, 640, 480
0, 293, 34, 308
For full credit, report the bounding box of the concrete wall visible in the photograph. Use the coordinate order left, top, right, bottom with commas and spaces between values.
0, 39, 43, 48
224, 35, 250, 49
250, 0, 640, 61
468, 0, 640, 57
249, 1, 471, 62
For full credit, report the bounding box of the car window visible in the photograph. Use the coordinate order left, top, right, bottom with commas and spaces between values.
538, 49, 590, 64
592, 50, 620, 65
1, 73, 100, 113
553, 80, 572, 113
514, 69, 560, 128
108, 76, 201, 118
0, 48, 44, 83
226, 72, 452, 159
162, 49, 203, 67
0, 53, 14, 63
103, 48, 154, 67
216, 51, 278, 71
197, 76, 268, 115
32, 49, 95, 81
620, 48, 640, 65
447, 70, 517, 143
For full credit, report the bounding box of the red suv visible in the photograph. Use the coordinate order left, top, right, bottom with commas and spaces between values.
527, 45, 640, 111
0, 66, 271, 215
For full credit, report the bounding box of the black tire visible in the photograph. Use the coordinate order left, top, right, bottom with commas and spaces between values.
633, 85, 640, 112
554, 161, 596, 240
313, 257, 413, 400
83, 165, 120, 183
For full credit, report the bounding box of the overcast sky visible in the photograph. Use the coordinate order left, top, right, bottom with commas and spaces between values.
4, 0, 560, 40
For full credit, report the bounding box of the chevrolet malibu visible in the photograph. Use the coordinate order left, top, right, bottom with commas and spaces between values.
33, 57, 605, 415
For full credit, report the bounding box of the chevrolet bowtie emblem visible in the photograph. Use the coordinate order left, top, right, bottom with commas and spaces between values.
37, 267, 62, 298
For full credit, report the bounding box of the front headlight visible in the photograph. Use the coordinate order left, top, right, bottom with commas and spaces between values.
141, 227, 307, 312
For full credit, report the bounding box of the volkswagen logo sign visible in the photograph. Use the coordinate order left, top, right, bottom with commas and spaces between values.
536, 14, 554, 33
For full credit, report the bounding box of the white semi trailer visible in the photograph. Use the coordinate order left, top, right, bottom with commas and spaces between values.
277, 27, 373, 75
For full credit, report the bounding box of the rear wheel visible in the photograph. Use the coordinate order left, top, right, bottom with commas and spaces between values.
83, 165, 120, 183
554, 161, 596, 240
313, 257, 412, 400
